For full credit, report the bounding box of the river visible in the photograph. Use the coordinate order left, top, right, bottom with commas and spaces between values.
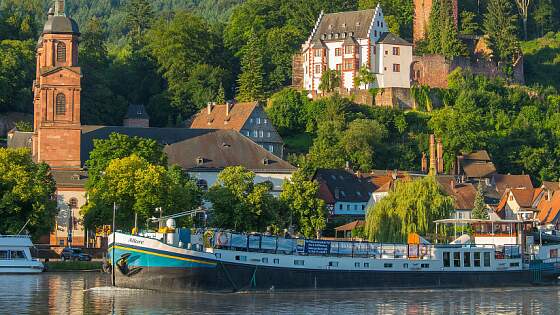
0, 272, 559, 314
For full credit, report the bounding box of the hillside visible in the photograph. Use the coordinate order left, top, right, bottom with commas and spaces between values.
521, 32, 560, 89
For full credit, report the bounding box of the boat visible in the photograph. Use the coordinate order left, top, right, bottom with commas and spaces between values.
107, 218, 560, 292
0, 235, 44, 273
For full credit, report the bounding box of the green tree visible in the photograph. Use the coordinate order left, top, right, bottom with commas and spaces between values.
85, 133, 168, 184
341, 119, 388, 172
124, 0, 154, 48
353, 65, 377, 97
365, 176, 454, 242
280, 170, 327, 238
266, 88, 308, 133
307, 121, 346, 169
471, 182, 489, 219
427, 0, 466, 58
459, 11, 479, 36
237, 33, 265, 101
0, 148, 57, 238
483, 0, 520, 76
319, 69, 341, 93
0, 39, 34, 113
15, 121, 32, 132
82, 155, 202, 230
206, 166, 285, 232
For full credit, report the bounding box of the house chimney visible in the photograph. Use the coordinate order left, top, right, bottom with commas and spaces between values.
226, 101, 231, 117
450, 180, 455, 190
429, 134, 437, 174
421, 152, 428, 173
437, 137, 444, 174
207, 102, 212, 115
548, 190, 552, 201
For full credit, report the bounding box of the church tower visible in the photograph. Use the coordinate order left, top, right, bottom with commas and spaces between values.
33, 0, 82, 169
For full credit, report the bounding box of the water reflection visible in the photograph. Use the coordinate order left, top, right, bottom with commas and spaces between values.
0, 273, 558, 314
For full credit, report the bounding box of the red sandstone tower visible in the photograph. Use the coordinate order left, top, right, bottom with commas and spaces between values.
413, 0, 459, 44
33, 0, 82, 169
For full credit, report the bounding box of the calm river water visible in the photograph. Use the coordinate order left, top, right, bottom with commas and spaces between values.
0, 272, 559, 314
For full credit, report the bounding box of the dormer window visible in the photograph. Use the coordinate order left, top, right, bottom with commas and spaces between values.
196, 157, 204, 165
342, 23, 346, 28
263, 158, 270, 165
57, 42, 66, 62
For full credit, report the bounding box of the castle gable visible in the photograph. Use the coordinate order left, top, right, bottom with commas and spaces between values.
312, 9, 375, 42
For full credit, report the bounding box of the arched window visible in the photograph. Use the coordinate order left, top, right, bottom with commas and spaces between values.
69, 198, 78, 209
57, 42, 66, 62
56, 93, 66, 115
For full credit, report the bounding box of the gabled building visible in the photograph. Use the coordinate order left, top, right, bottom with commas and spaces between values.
536, 191, 560, 229
299, 5, 413, 95
456, 150, 497, 180
436, 176, 477, 220
314, 169, 374, 216
495, 187, 540, 221
190, 102, 284, 158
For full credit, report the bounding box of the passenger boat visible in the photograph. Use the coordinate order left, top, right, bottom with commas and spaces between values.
0, 235, 44, 273
108, 219, 560, 292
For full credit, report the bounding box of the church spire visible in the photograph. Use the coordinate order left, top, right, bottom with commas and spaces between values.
54, 0, 66, 17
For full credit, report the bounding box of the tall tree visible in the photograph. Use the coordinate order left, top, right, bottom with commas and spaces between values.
483, 0, 520, 76
514, 0, 531, 40
365, 176, 454, 243
318, 69, 341, 94
427, 0, 466, 58
280, 170, 327, 238
340, 119, 388, 172
124, 0, 154, 49
0, 148, 57, 238
471, 182, 489, 219
237, 33, 265, 101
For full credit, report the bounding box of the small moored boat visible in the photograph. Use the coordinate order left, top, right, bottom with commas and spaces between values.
0, 235, 44, 273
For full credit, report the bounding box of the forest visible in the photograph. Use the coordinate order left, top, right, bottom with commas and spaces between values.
1, 0, 560, 185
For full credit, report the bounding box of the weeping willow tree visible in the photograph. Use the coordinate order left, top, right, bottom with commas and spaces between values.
365, 176, 454, 243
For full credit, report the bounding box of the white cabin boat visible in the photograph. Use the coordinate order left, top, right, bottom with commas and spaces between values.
0, 235, 44, 273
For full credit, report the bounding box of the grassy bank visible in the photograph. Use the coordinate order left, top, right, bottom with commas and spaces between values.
45, 261, 103, 272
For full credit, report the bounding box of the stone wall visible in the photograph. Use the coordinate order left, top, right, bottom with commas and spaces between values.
292, 53, 304, 88
375, 88, 414, 110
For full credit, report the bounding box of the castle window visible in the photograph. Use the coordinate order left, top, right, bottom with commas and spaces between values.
393, 47, 400, 56
57, 42, 66, 62
335, 48, 342, 56
345, 46, 353, 54
56, 93, 66, 115
393, 64, 401, 72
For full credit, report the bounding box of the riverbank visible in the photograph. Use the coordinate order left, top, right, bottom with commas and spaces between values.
45, 261, 103, 272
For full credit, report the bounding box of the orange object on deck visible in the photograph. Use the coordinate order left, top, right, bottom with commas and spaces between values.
408, 233, 421, 245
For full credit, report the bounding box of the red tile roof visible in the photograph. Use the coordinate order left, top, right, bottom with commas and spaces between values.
542, 181, 560, 192
493, 174, 534, 197
335, 220, 365, 232
537, 192, 560, 225
436, 177, 477, 210
190, 102, 258, 131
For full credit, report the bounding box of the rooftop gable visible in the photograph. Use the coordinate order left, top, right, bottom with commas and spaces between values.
312, 9, 376, 42
377, 32, 412, 46
190, 102, 258, 132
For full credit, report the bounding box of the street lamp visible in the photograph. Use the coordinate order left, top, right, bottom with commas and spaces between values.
112, 202, 117, 287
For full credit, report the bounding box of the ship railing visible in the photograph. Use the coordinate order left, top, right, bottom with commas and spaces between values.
0, 235, 31, 238
206, 230, 441, 259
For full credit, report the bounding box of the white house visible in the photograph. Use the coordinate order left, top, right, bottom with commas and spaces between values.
301, 4, 413, 95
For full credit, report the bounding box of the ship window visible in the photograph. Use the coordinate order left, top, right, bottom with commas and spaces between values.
329, 261, 338, 267
464, 252, 471, 267
484, 252, 491, 267
262, 257, 268, 264
384, 263, 393, 268
273, 258, 280, 264
443, 252, 450, 267
215, 253, 221, 259
421, 263, 429, 268
235, 255, 247, 262
403, 263, 408, 268
10, 250, 26, 260
474, 252, 481, 267
453, 252, 461, 267
294, 260, 305, 266
510, 262, 520, 267
56, 93, 66, 115
0, 251, 7, 260
355, 262, 360, 268
364, 262, 370, 268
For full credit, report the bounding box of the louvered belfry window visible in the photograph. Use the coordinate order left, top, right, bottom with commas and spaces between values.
57, 42, 66, 62
56, 93, 66, 115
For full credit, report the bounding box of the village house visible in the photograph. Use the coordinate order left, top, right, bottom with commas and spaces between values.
297, 4, 413, 96
437, 176, 477, 220
536, 190, 560, 229
495, 187, 540, 221
8, 3, 296, 248
190, 102, 284, 158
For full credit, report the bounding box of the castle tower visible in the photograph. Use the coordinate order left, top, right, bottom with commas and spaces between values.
413, 0, 459, 44
33, 0, 82, 169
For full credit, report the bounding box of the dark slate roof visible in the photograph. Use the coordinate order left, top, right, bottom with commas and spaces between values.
43, 16, 80, 35
80, 126, 295, 173
462, 150, 492, 161
377, 32, 412, 46
313, 9, 375, 42
125, 104, 149, 120
313, 169, 374, 203
51, 170, 88, 189
7, 131, 33, 149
